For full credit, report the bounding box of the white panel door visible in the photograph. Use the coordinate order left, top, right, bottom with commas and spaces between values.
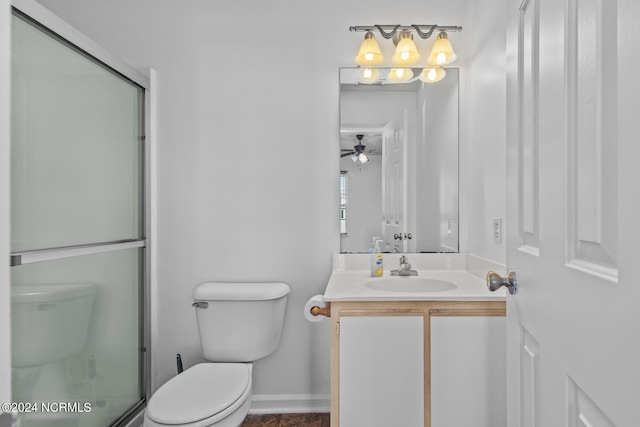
505, 0, 640, 425
382, 111, 408, 252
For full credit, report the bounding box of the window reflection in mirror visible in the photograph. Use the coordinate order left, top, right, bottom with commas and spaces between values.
339, 68, 459, 254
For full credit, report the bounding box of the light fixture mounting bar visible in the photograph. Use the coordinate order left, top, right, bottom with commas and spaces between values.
349, 24, 462, 39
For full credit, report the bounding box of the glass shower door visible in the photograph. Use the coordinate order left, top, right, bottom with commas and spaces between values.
10, 10, 146, 427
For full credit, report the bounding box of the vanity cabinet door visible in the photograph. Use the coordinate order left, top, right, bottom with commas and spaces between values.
339, 316, 424, 427
430, 316, 507, 427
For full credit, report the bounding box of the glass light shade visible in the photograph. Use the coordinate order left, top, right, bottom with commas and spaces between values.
427, 32, 457, 66
355, 32, 384, 66
351, 154, 358, 162
357, 68, 381, 84
387, 68, 414, 83
392, 33, 421, 66
419, 67, 446, 83
358, 153, 369, 163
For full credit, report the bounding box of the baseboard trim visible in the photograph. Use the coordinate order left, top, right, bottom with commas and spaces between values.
248, 394, 331, 414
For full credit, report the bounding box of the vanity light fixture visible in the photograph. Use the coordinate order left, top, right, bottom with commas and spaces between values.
350, 24, 461, 83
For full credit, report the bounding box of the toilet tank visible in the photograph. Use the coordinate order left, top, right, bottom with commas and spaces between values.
192, 282, 290, 362
11, 283, 96, 367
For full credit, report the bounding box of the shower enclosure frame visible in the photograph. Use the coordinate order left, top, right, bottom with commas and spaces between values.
9, 0, 155, 425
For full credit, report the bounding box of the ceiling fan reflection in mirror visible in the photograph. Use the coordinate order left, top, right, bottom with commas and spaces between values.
340, 134, 381, 163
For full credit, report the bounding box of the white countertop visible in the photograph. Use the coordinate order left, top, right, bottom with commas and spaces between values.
324, 253, 507, 302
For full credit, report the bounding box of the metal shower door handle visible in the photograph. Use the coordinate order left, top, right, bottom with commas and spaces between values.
486, 270, 517, 295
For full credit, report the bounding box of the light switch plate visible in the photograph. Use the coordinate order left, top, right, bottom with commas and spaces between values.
493, 218, 502, 244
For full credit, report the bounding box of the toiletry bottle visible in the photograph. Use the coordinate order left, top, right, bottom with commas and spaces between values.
370, 240, 384, 277
376, 239, 385, 275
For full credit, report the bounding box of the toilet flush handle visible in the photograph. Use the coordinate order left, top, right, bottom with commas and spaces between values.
192, 302, 208, 309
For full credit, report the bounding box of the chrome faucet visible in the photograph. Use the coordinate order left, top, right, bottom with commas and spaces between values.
390, 255, 418, 276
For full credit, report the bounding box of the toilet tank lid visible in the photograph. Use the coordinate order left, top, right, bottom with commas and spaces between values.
193, 282, 290, 301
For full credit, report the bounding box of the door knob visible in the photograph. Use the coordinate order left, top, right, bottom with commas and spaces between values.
486, 270, 517, 295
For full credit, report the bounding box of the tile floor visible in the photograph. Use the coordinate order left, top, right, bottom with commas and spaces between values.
241, 413, 330, 426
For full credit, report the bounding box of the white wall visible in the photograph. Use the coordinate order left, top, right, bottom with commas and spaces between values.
339, 155, 382, 254
462, 0, 508, 263
418, 71, 459, 252
32, 0, 504, 409
0, 0, 12, 414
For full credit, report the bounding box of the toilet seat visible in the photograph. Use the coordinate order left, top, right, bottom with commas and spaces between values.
145, 363, 252, 427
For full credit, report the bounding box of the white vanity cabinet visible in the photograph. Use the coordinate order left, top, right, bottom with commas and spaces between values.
431, 316, 507, 427
329, 301, 506, 427
339, 315, 425, 426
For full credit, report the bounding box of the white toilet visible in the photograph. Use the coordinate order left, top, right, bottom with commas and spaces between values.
144, 282, 290, 427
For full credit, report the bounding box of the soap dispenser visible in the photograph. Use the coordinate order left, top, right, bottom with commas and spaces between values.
370, 240, 384, 277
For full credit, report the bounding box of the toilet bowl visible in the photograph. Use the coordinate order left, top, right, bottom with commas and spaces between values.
144, 282, 290, 427
144, 363, 252, 427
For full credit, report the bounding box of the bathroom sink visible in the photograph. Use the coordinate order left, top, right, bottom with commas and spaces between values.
365, 278, 457, 293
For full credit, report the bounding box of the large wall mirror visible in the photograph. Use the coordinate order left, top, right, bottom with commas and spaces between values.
339, 67, 459, 254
